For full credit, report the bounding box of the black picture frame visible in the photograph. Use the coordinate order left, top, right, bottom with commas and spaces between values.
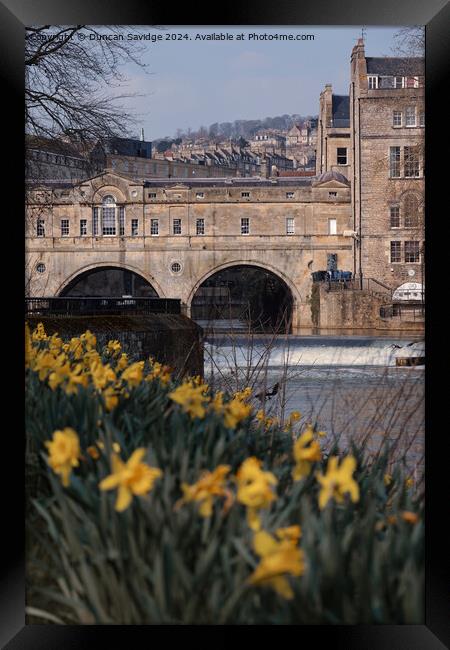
3, 0, 449, 646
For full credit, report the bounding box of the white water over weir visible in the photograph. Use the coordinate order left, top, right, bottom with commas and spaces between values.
204, 335, 425, 480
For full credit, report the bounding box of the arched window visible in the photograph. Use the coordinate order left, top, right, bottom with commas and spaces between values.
102, 195, 116, 236
403, 194, 420, 228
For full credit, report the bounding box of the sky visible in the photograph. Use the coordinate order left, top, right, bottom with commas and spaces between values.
116, 26, 407, 141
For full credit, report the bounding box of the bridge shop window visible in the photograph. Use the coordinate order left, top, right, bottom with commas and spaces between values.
286, 192, 294, 199
149, 192, 157, 199
131, 219, 139, 236
102, 195, 117, 236
119, 207, 125, 236
60, 219, 70, 237
151, 219, 159, 236
241, 192, 250, 198
92, 207, 99, 236
286, 217, 295, 235
36, 219, 45, 238
173, 218, 182, 235
80, 219, 87, 236
196, 218, 205, 235
241, 217, 250, 235
328, 218, 337, 235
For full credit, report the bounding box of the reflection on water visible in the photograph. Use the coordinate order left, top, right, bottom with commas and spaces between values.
204, 334, 425, 478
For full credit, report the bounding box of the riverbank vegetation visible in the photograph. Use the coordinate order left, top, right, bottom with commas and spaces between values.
25, 322, 424, 625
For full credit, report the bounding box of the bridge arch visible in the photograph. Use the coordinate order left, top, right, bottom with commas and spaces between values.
188, 260, 300, 332
57, 262, 164, 298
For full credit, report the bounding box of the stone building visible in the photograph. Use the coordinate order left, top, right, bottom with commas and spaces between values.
349, 39, 425, 288
316, 85, 351, 179
25, 171, 353, 332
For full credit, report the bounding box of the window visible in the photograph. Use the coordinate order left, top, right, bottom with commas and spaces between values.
36, 263, 46, 274
80, 219, 87, 236
131, 219, 139, 236
328, 191, 337, 198
241, 217, 250, 234
36, 219, 45, 237
241, 192, 250, 198
404, 146, 420, 177
173, 218, 182, 235
405, 241, 420, 262
393, 111, 402, 127
61, 219, 69, 237
390, 206, 400, 228
389, 147, 401, 178
149, 192, 157, 199
394, 76, 404, 88
328, 219, 337, 235
368, 76, 378, 89
93, 207, 99, 236
196, 218, 205, 235
171, 262, 182, 273
119, 207, 125, 236
390, 241, 401, 263
327, 253, 337, 272
286, 218, 295, 235
419, 111, 425, 127
150, 219, 159, 236
102, 195, 116, 236
286, 192, 294, 199
196, 192, 205, 199
379, 76, 394, 89
405, 107, 416, 127
337, 148, 347, 165
404, 195, 420, 227
406, 76, 419, 88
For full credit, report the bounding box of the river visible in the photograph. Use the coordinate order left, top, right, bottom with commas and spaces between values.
203, 332, 425, 481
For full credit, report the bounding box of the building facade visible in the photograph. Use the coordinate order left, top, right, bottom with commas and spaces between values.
350, 39, 425, 287
26, 171, 353, 331
316, 85, 351, 180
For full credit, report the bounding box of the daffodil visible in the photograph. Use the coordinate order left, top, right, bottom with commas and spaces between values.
223, 397, 252, 429
247, 530, 305, 599
168, 381, 210, 419
233, 387, 252, 402
45, 428, 81, 487
236, 457, 278, 530
80, 330, 96, 351
176, 465, 232, 516
292, 427, 322, 481
384, 473, 393, 486
146, 360, 172, 385
99, 448, 163, 512
90, 360, 116, 390
316, 455, 360, 509
33, 350, 59, 380
275, 525, 302, 543
102, 385, 119, 411
116, 353, 129, 372
121, 361, 145, 388
401, 510, 419, 524
106, 340, 121, 356
32, 322, 47, 342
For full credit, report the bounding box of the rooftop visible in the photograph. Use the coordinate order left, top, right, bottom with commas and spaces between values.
366, 57, 424, 76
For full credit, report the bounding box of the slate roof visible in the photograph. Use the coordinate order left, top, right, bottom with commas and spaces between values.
366, 57, 424, 76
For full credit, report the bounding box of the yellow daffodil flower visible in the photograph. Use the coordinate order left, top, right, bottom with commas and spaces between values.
106, 340, 121, 356
275, 525, 302, 543
102, 385, 119, 411
247, 530, 305, 599
176, 465, 232, 517
223, 397, 252, 429
99, 448, 162, 512
316, 455, 360, 510
384, 473, 393, 486
45, 428, 81, 487
292, 427, 322, 481
32, 322, 47, 342
236, 457, 278, 530
168, 382, 210, 419
80, 330, 97, 351
121, 361, 145, 388
401, 510, 419, 524
233, 387, 252, 402
116, 353, 129, 371
90, 360, 116, 391
145, 360, 172, 386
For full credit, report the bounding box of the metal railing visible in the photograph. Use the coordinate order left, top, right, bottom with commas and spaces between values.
380, 304, 425, 321
25, 296, 181, 316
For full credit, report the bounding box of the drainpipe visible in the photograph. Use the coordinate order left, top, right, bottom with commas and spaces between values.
358, 97, 363, 289
352, 81, 357, 279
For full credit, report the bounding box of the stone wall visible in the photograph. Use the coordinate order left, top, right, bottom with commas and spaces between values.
26, 314, 204, 378
315, 285, 424, 333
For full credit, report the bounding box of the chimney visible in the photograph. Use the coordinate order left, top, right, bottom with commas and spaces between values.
140, 127, 145, 142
